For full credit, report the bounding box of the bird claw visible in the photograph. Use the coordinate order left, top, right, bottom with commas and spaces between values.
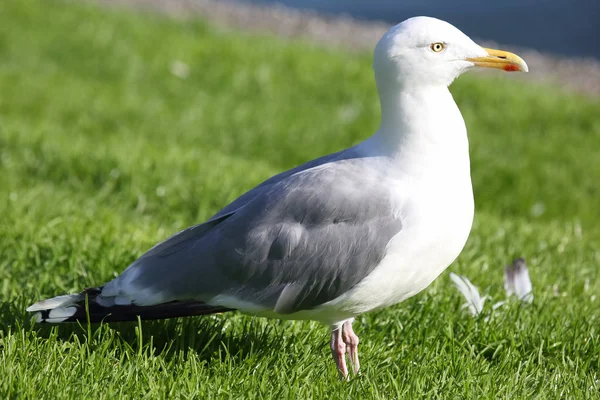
331, 320, 360, 379
342, 321, 360, 374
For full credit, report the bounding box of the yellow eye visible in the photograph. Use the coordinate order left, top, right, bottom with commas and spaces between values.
430, 42, 445, 52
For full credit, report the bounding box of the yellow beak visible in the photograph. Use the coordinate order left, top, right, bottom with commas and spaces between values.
466, 48, 529, 72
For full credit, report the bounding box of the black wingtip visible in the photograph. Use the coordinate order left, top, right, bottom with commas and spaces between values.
30, 289, 234, 324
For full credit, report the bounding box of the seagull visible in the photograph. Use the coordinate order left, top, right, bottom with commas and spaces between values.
27, 16, 527, 378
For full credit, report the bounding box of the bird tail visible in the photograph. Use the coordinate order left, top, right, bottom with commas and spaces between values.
26, 287, 233, 324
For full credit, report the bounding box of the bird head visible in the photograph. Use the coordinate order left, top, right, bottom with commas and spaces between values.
373, 16, 528, 89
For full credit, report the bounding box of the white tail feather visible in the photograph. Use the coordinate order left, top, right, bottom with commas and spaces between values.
26, 294, 84, 312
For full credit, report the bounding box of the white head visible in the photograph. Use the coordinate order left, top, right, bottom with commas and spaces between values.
374, 17, 528, 90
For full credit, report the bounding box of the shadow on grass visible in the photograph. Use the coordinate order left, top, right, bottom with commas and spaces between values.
2, 300, 303, 366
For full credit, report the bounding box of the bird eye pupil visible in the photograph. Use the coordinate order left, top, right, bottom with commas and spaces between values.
431, 43, 444, 52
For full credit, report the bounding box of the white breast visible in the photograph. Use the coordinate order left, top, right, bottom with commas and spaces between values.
319, 145, 475, 319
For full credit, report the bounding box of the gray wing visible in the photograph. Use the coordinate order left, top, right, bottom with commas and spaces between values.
102, 154, 403, 313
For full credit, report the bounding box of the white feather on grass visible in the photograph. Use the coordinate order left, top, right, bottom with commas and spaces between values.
450, 258, 533, 319
449, 273, 488, 316
504, 258, 533, 303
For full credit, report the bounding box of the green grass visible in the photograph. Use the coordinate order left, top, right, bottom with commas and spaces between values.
1, 0, 599, 398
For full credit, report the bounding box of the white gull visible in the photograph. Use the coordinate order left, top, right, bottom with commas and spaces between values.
27, 16, 528, 378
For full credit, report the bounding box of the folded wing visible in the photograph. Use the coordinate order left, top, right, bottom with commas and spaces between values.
101, 156, 403, 314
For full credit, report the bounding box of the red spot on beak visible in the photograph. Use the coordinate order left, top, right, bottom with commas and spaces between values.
503, 64, 520, 72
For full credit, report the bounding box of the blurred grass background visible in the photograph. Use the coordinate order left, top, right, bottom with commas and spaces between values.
0, 0, 599, 398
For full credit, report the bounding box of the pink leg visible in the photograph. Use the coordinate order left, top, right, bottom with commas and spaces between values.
330, 327, 348, 379
330, 319, 361, 379
342, 320, 360, 374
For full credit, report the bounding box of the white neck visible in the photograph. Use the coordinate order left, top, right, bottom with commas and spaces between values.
360, 84, 471, 177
